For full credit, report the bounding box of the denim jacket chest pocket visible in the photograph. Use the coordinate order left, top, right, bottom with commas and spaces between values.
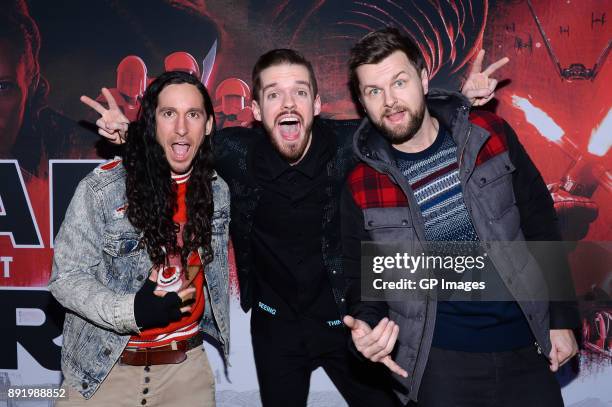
472, 153, 517, 221
101, 219, 146, 293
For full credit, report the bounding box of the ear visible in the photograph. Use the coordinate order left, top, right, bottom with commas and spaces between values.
252, 99, 262, 122
314, 94, 321, 116
358, 96, 366, 113
421, 68, 429, 95
205, 114, 214, 135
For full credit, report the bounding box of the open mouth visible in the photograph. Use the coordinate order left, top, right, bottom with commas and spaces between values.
277, 116, 301, 141
171, 142, 191, 160
385, 110, 406, 123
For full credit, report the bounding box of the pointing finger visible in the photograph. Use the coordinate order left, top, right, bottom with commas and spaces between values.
381, 356, 408, 378
81, 95, 108, 116
483, 57, 510, 77
101, 87, 120, 110
469, 49, 485, 77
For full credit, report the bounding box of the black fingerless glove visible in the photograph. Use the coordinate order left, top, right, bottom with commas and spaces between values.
134, 279, 183, 330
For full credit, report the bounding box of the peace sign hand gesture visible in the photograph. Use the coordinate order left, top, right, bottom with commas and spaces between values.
80, 88, 129, 145
461, 49, 510, 107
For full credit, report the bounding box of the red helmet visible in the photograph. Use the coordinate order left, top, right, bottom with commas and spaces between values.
164, 51, 200, 78
215, 78, 251, 115
116, 55, 147, 101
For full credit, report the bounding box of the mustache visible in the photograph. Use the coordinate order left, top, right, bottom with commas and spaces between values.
383, 105, 409, 116
275, 110, 303, 122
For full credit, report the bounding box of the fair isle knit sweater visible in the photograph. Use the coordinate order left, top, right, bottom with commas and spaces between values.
392, 126, 533, 352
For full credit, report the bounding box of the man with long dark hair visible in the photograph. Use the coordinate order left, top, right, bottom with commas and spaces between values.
85, 48, 503, 406
49, 70, 230, 406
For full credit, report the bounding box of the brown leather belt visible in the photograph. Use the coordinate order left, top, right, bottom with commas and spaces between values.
119, 332, 203, 366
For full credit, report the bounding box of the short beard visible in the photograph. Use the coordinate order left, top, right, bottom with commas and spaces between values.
372, 102, 426, 145
265, 119, 313, 164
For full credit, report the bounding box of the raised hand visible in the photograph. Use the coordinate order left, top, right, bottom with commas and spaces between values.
461, 49, 510, 107
343, 315, 408, 378
80, 88, 129, 144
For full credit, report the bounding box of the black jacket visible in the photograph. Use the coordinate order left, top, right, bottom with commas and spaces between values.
213, 118, 360, 314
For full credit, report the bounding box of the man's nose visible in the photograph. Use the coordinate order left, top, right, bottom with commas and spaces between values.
175, 115, 187, 136
283, 93, 296, 110
384, 89, 397, 109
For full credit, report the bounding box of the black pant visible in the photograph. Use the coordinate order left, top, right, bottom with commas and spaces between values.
251, 308, 401, 407
409, 346, 564, 407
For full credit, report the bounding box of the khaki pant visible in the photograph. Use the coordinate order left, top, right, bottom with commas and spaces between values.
55, 347, 215, 406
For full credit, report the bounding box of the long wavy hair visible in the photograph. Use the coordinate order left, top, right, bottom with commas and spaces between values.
123, 70, 216, 268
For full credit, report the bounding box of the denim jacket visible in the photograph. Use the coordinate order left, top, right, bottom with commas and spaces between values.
48, 160, 231, 399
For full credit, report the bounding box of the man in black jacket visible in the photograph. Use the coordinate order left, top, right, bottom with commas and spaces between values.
84, 47, 504, 406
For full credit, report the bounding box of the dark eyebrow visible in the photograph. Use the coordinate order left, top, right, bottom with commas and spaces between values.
157, 106, 205, 113
261, 83, 278, 94
392, 71, 408, 80
362, 70, 408, 90
262, 80, 312, 93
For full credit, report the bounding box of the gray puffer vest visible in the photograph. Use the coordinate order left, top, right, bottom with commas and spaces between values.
349, 90, 576, 403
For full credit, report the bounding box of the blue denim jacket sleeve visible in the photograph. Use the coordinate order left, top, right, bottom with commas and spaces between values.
48, 177, 138, 334
197, 174, 231, 358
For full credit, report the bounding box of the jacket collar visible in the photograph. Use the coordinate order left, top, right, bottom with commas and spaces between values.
353, 89, 471, 167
